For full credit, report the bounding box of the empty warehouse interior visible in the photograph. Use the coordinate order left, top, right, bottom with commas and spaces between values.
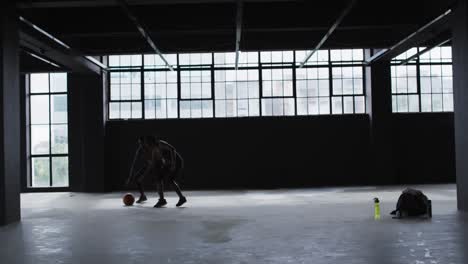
1, 0, 468, 263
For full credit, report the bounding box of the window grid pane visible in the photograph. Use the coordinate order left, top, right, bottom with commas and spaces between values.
29, 73, 69, 188
391, 46, 453, 113
108, 50, 370, 120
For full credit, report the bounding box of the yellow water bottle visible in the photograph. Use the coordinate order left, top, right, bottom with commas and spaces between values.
374, 198, 381, 220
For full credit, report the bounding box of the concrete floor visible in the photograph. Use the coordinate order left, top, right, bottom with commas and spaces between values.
1, 184, 467, 264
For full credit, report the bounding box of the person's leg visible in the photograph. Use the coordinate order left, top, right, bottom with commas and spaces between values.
135, 167, 147, 203
171, 158, 187, 207
154, 177, 167, 208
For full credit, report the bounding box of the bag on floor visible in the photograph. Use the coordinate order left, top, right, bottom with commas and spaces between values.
390, 188, 431, 218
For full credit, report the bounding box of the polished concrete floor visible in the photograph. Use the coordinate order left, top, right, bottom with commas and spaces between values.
1, 184, 467, 264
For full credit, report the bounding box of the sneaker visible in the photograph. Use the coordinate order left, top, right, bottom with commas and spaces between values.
176, 196, 187, 207
154, 199, 167, 208
136, 195, 147, 204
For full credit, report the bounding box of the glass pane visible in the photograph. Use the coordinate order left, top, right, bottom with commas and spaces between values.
109, 102, 120, 119
297, 98, 307, 115
156, 100, 167, 118
132, 102, 142, 118
51, 124, 68, 154
52, 157, 69, 187
262, 99, 272, 116
343, 97, 354, 114
202, 101, 213, 118
145, 100, 156, 119
421, 94, 432, 112
190, 101, 201, 118
31, 73, 49, 93
110, 84, 120, 100
332, 97, 342, 114
284, 98, 295, 116
51, 95, 67, 124
397, 95, 409, 112
215, 100, 226, 117
226, 100, 237, 117
249, 99, 260, 116
30, 95, 50, 124
121, 84, 131, 100
420, 77, 431, 93
121, 102, 131, 119
180, 101, 190, 118
272, 99, 284, 116
131, 83, 141, 100
50, 73, 67, 92
354, 96, 365, 114
343, 79, 353, 95
31, 125, 50, 155
432, 94, 443, 112
32, 157, 50, 187
443, 94, 454, 112
307, 98, 319, 115
167, 99, 178, 118
408, 95, 419, 112
319, 97, 330, 115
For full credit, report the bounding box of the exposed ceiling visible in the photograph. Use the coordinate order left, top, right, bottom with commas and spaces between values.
16, 0, 456, 71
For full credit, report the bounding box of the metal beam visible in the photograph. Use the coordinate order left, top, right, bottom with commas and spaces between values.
17, 0, 298, 8
365, 9, 452, 65
299, 0, 357, 68
399, 38, 451, 65
117, 0, 174, 71
235, 0, 243, 70
19, 31, 102, 74
19, 16, 107, 73
24, 51, 61, 68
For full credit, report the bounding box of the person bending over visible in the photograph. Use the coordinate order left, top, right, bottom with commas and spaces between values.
127, 136, 187, 208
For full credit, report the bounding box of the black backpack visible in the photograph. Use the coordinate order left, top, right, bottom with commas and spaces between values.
391, 188, 431, 218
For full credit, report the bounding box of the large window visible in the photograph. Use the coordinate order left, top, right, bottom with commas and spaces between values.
28, 73, 69, 188
107, 49, 367, 120
391, 46, 453, 113
215, 69, 260, 117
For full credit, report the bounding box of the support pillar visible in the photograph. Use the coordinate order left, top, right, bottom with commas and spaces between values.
452, 0, 468, 211
366, 52, 395, 185
0, 3, 21, 225
68, 73, 106, 192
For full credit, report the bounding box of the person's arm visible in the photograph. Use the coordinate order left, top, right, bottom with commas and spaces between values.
160, 141, 176, 171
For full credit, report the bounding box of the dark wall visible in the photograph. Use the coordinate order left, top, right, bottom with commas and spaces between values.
391, 113, 455, 184
106, 115, 371, 190
105, 113, 455, 191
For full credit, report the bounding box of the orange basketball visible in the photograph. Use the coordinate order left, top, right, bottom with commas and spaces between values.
123, 193, 135, 206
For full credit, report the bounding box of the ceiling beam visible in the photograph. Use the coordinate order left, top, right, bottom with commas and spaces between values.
299, 0, 357, 68
19, 16, 107, 73
17, 0, 299, 8
365, 9, 452, 65
23, 50, 61, 68
19, 31, 102, 74
399, 38, 451, 65
235, 0, 243, 70
117, 0, 174, 71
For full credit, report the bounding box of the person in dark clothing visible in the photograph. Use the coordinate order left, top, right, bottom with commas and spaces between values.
127, 136, 187, 208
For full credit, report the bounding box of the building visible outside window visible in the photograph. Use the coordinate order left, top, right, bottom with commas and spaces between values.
107, 50, 367, 120
28, 73, 69, 188
215, 69, 260, 117
391, 46, 453, 113
108, 55, 143, 119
